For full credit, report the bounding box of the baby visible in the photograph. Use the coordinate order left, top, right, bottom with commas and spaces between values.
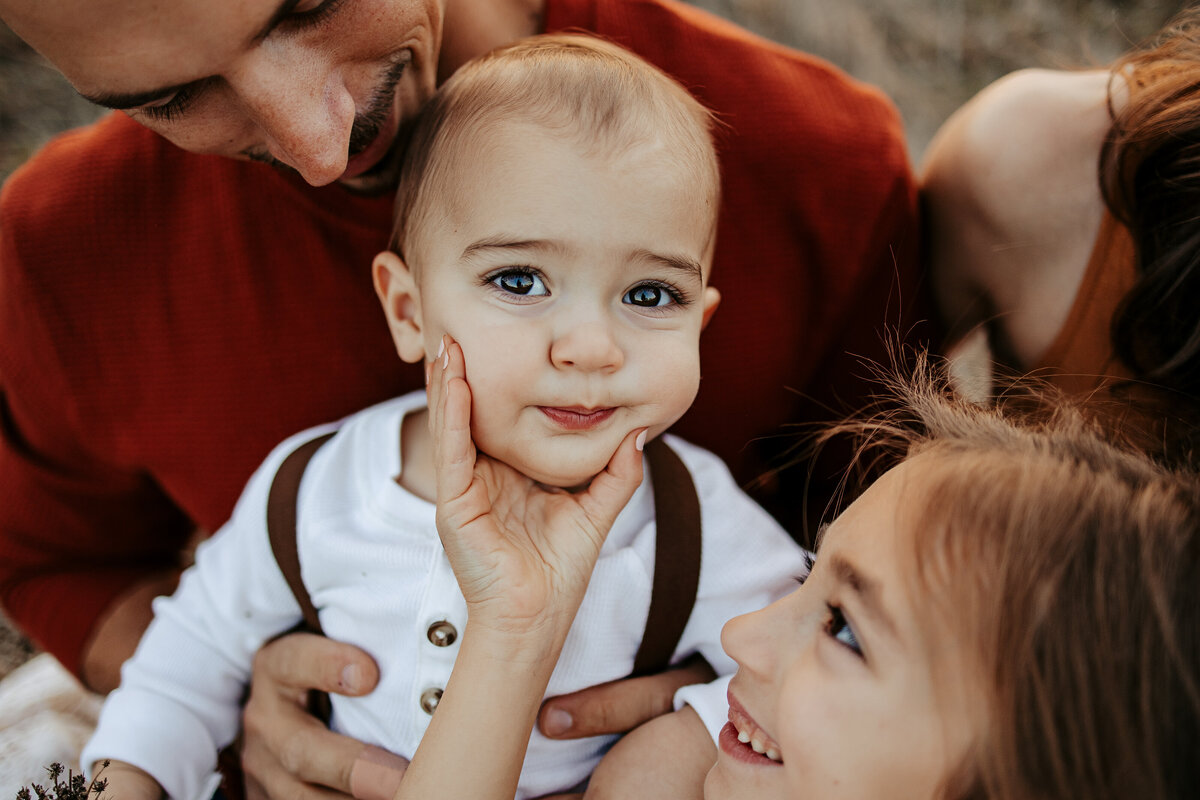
82, 34, 807, 800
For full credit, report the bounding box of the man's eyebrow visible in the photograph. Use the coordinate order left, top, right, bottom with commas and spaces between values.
828, 553, 899, 640
77, 0, 303, 110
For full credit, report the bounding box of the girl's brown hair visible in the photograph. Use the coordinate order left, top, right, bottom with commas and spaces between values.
836, 359, 1200, 798
1100, 5, 1200, 424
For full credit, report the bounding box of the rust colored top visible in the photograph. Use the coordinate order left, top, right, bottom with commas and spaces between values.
1033, 211, 1182, 452
1033, 210, 1137, 394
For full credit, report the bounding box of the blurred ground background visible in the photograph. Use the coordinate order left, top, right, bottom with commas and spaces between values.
0, 0, 1188, 676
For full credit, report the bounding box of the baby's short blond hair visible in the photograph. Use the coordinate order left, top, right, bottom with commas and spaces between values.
389, 33, 720, 262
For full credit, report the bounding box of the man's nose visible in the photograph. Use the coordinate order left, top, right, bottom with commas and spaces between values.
228, 47, 357, 186
549, 318, 625, 373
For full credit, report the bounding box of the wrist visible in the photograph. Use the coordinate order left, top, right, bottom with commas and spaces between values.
458, 619, 570, 672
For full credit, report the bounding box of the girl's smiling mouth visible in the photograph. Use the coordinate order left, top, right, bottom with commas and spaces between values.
538, 406, 616, 430
723, 692, 784, 765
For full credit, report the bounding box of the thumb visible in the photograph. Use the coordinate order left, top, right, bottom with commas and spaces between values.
578, 428, 646, 530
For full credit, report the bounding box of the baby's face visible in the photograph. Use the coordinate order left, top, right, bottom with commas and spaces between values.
707, 456, 983, 800
403, 121, 719, 487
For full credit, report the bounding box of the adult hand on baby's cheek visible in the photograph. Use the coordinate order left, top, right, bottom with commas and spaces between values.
428, 334, 646, 635
241, 633, 405, 800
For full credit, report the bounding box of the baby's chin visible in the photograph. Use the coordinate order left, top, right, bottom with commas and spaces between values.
489, 450, 613, 493
517, 460, 608, 493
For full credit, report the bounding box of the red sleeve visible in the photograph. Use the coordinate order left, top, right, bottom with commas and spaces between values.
0, 131, 191, 677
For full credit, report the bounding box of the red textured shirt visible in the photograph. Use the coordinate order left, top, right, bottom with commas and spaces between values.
0, 0, 923, 675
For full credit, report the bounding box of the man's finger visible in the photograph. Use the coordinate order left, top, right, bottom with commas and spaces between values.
348, 745, 409, 800
243, 655, 402, 800
241, 722, 363, 800
252, 633, 379, 696
537, 654, 715, 739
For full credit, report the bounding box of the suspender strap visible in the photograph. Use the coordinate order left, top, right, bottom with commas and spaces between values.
631, 437, 703, 677
266, 431, 336, 723
265, 432, 702, 709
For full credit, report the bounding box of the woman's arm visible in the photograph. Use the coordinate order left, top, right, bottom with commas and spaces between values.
394, 337, 646, 800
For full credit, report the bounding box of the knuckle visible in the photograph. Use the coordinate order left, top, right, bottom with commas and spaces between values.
592, 696, 625, 732
276, 729, 310, 777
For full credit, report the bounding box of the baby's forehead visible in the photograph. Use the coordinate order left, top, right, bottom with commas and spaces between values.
408, 117, 719, 261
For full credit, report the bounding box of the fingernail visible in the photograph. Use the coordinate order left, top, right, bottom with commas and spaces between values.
635, 430, 647, 452
350, 745, 408, 800
424, 362, 431, 386
443, 350, 449, 369
437, 338, 445, 359
340, 664, 363, 693
542, 707, 574, 737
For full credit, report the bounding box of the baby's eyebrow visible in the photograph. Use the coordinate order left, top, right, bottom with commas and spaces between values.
461, 237, 563, 260
634, 250, 704, 283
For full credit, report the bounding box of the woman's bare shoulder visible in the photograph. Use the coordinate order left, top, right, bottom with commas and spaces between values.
921, 69, 1113, 343
922, 68, 1111, 231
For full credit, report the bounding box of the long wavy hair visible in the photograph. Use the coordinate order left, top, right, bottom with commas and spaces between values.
826, 356, 1200, 799
1100, 5, 1200, 413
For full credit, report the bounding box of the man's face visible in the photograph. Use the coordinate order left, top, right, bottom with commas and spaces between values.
383, 121, 720, 488
1, 0, 444, 191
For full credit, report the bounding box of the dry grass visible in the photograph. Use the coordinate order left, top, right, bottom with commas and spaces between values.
0, 0, 1187, 675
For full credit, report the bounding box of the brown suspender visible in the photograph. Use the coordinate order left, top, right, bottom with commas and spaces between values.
633, 436, 703, 676
266, 432, 702, 723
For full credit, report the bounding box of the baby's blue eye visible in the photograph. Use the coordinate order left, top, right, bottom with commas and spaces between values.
827, 604, 861, 655
624, 282, 678, 308
491, 270, 548, 296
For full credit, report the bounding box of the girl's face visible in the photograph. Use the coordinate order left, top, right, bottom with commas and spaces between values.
707, 458, 983, 800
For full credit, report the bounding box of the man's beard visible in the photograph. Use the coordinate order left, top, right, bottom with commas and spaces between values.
243, 51, 412, 186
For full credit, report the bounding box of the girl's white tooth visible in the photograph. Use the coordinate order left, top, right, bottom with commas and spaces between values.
751, 738, 766, 754
766, 748, 781, 761
737, 730, 751, 744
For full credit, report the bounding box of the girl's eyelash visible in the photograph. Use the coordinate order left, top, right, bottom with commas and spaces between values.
793, 550, 816, 584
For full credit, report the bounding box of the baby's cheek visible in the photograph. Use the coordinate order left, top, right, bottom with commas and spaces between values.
647, 353, 702, 419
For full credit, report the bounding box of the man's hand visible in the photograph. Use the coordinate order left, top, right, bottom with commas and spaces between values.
538, 654, 716, 739
241, 633, 408, 800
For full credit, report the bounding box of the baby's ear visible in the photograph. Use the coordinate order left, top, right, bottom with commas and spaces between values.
373, 251, 426, 364
700, 286, 721, 331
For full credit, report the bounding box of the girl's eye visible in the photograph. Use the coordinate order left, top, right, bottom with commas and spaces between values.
623, 282, 684, 308
489, 269, 548, 297
826, 604, 862, 656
